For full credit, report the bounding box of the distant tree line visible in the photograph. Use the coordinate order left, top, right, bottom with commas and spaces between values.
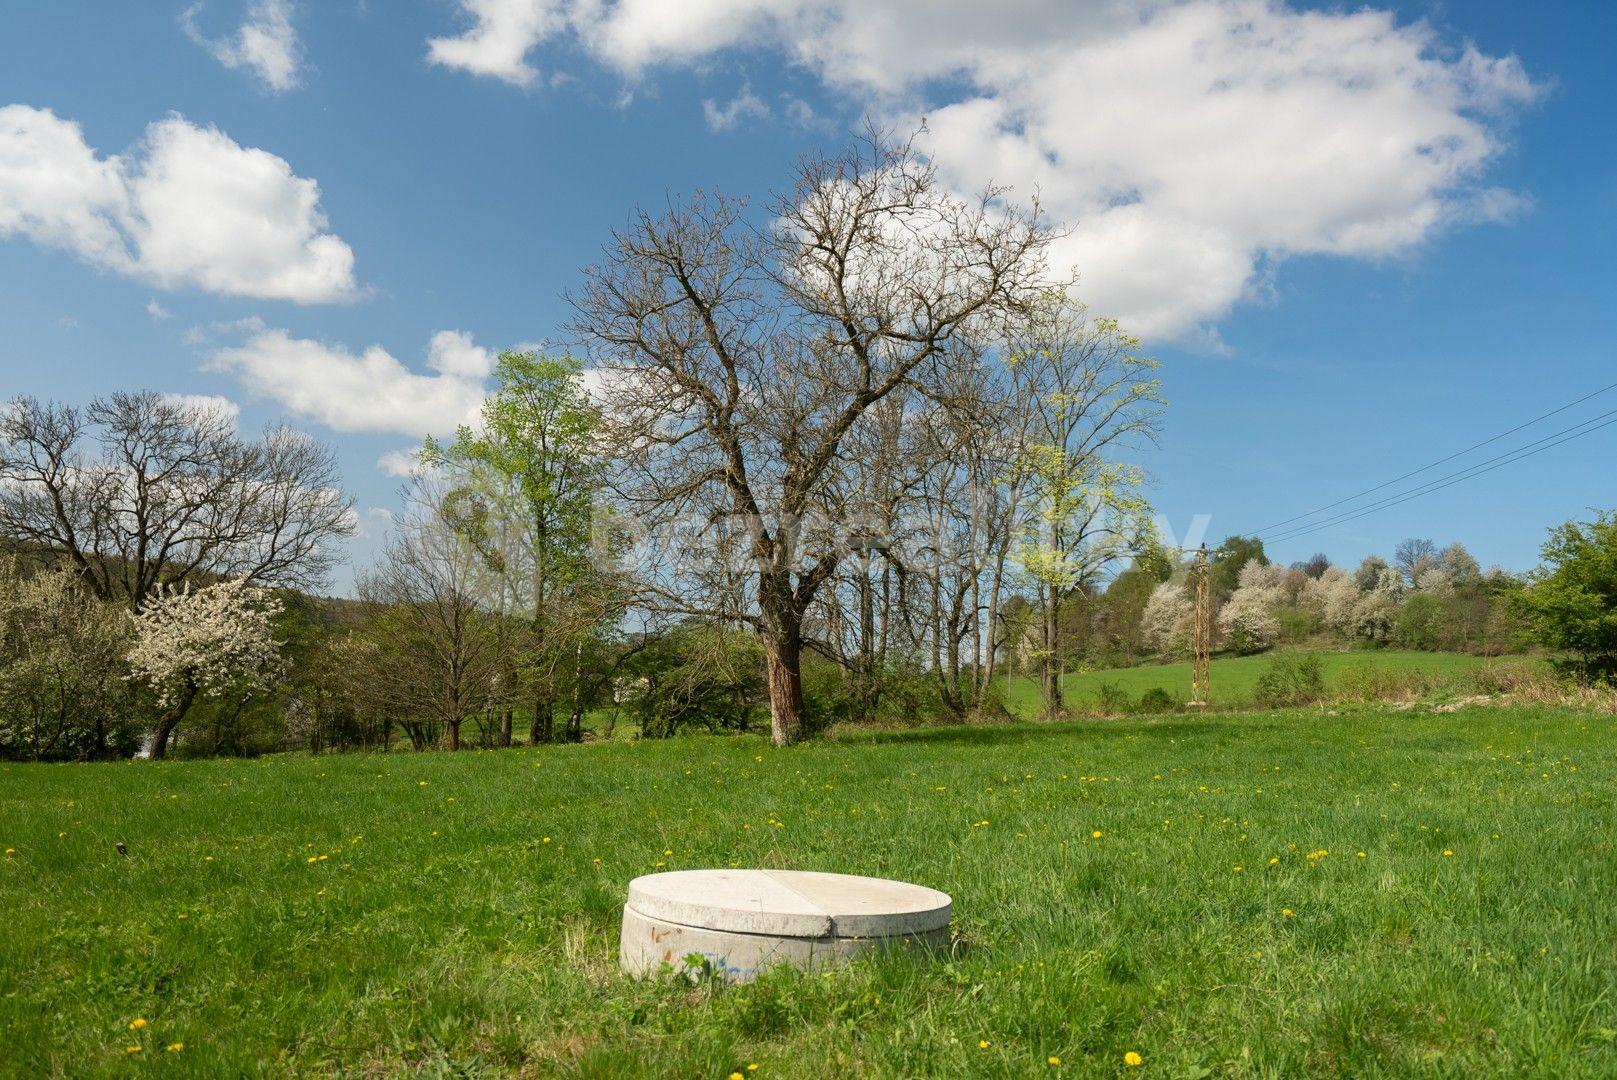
4, 133, 1614, 760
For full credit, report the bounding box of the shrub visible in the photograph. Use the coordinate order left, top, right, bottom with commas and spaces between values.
1253, 652, 1326, 708
1135, 687, 1179, 714
1096, 681, 1131, 714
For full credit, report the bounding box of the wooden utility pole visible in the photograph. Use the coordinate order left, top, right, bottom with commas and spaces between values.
1190, 546, 1211, 706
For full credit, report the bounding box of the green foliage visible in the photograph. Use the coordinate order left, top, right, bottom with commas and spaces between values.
1515, 510, 1617, 681
1210, 535, 1267, 599
1095, 680, 1131, 713
1395, 592, 1446, 651
0, 558, 134, 760
1134, 686, 1179, 714
621, 624, 762, 738
1253, 651, 1327, 708
3, 707, 1615, 1075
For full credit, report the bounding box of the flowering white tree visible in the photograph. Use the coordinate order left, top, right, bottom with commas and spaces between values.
1351, 565, 1406, 644
126, 579, 285, 759
1217, 559, 1284, 654
1317, 566, 1359, 636
1141, 580, 1194, 660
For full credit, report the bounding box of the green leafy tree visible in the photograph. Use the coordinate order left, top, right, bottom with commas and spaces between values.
421, 352, 605, 744
1514, 511, 1617, 680
1008, 298, 1163, 719
1210, 535, 1267, 601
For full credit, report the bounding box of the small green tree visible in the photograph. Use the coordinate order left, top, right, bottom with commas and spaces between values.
421, 351, 604, 745
1514, 511, 1617, 680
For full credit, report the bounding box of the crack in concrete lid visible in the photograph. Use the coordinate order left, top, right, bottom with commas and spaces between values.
626, 869, 951, 939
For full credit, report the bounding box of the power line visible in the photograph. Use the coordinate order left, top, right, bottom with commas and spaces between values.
1260, 407, 1617, 546
1255, 378, 1617, 534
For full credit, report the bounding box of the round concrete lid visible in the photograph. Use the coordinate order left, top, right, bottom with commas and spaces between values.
625, 869, 952, 939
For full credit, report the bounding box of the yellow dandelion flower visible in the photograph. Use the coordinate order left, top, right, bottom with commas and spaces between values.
165, 1042, 184, 1053
747, 1065, 758, 1072
1091, 830, 1103, 839
1269, 857, 1279, 865
3, 848, 14, 857
129, 1018, 148, 1030
125, 1045, 142, 1054
1233, 866, 1243, 873
1124, 1050, 1144, 1067
979, 1040, 990, 1049
1048, 1055, 1062, 1066
1282, 908, 1295, 917
1443, 850, 1454, 857
730, 1073, 744, 1080
542, 837, 552, 844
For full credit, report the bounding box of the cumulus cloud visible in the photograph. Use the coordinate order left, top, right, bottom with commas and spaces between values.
376, 448, 426, 478
206, 327, 492, 436
426, 0, 1540, 341
427, 0, 564, 86
162, 393, 241, 428
182, 0, 303, 92
146, 298, 171, 319
702, 84, 770, 131
0, 105, 357, 303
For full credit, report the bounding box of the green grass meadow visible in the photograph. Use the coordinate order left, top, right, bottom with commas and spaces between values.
3, 704, 1615, 1076
999, 650, 1522, 716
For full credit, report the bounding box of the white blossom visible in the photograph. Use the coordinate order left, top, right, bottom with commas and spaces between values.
1217, 558, 1282, 655
126, 578, 285, 709
1141, 580, 1193, 659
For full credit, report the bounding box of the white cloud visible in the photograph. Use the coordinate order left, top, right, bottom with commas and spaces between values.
0, 105, 357, 303
376, 448, 426, 478
702, 84, 770, 131
147, 298, 171, 319
206, 327, 491, 436
427, 0, 563, 87
162, 393, 241, 428
182, 0, 303, 92
426, 0, 1539, 341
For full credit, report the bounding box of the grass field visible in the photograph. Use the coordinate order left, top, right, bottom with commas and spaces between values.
4, 704, 1615, 1077
999, 650, 1526, 716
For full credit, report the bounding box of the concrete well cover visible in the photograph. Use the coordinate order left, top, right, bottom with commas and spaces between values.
625, 869, 951, 939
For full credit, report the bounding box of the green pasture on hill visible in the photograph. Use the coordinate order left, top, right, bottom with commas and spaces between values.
998, 649, 1530, 716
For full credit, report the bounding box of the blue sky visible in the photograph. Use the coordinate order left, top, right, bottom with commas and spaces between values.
2, 0, 1613, 593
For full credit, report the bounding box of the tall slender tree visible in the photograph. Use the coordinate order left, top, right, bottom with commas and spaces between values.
420, 351, 603, 745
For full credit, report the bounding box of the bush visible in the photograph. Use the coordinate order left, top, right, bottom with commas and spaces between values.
1253, 652, 1326, 708
1096, 681, 1131, 714
1135, 687, 1180, 714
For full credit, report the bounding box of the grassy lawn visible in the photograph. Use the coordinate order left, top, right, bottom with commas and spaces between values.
3, 705, 1614, 1076
999, 650, 1528, 716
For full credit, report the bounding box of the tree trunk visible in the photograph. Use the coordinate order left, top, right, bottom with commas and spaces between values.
446, 719, 460, 752
145, 683, 197, 761
764, 633, 806, 746
498, 708, 513, 748
529, 694, 552, 745
1042, 584, 1063, 720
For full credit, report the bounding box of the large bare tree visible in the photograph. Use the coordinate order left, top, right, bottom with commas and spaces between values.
0, 391, 353, 606
570, 135, 1051, 744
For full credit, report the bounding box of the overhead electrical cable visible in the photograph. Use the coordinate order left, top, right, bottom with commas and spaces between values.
1254, 378, 1617, 534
